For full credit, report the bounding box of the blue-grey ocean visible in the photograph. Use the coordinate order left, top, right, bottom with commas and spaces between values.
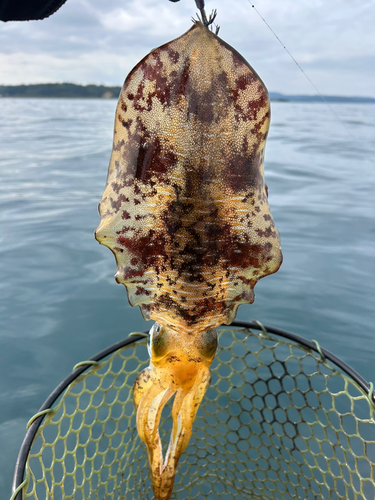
0, 98, 374, 496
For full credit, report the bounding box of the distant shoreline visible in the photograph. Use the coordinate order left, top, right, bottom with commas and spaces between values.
1, 83, 375, 103
0, 83, 121, 100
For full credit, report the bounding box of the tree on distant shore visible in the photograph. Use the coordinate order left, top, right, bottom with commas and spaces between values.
0, 83, 121, 98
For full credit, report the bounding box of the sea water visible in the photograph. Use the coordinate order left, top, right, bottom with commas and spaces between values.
0, 98, 374, 495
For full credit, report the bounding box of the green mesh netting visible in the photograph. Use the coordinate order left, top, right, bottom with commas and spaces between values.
15, 326, 375, 500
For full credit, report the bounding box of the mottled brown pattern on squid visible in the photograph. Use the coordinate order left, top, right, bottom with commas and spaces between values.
96, 21, 282, 335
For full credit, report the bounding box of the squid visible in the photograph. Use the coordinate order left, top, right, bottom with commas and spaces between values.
96, 17, 282, 500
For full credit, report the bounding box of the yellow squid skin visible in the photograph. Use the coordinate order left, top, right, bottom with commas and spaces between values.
96, 21, 282, 500
133, 324, 217, 499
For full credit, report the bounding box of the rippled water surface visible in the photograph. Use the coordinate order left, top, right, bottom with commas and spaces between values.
1, 98, 374, 495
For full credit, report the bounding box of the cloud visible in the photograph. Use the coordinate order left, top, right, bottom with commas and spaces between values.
1, 0, 374, 96
100, 0, 190, 35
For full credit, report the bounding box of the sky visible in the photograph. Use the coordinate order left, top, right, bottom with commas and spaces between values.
0, 0, 374, 97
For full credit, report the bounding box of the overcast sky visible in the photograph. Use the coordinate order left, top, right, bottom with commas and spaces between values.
1, 0, 374, 96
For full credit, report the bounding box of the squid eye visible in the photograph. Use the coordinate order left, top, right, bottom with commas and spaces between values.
148, 323, 172, 360
197, 329, 218, 360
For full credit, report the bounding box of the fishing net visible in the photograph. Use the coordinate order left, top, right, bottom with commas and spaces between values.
11, 321, 375, 500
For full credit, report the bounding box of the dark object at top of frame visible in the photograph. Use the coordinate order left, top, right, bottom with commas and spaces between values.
0, 0, 68, 21
0, 0, 181, 22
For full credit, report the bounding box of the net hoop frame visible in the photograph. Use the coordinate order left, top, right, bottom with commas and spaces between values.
11, 320, 375, 499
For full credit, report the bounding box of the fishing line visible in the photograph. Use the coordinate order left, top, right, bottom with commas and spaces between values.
247, 1, 375, 167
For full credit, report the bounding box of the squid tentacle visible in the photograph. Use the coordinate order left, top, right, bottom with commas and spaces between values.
132, 324, 217, 499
